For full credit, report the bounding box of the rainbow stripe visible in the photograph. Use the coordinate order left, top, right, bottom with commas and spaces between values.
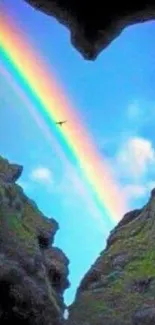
0, 12, 128, 224
0, 64, 109, 232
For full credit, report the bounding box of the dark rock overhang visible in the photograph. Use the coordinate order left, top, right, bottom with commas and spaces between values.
25, 1, 155, 59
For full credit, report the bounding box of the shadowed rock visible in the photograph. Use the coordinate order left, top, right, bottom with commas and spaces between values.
67, 190, 155, 325
25, 0, 155, 59
0, 156, 23, 183
133, 307, 155, 325
0, 156, 69, 325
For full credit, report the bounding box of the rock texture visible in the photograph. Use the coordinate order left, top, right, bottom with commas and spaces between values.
67, 190, 155, 325
25, 0, 155, 59
0, 156, 69, 325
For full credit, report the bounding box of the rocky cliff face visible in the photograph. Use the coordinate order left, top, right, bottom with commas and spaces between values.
67, 190, 155, 325
1, 159, 155, 325
25, 0, 155, 59
0, 156, 69, 325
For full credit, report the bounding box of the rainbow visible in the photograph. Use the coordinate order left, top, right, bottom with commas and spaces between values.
0, 65, 109, 232
0, 11, 128, 224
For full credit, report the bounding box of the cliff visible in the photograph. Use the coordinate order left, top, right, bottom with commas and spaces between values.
0, 156, 70, 325
1, 157, 155, 325
25, 0, 155, 59
67, 190, 155, 325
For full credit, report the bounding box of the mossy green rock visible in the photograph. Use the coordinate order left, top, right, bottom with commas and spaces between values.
0, 156, 69, 325
67, 190, 155, 325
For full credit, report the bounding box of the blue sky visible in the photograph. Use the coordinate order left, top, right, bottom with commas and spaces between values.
1, 0, 155, 306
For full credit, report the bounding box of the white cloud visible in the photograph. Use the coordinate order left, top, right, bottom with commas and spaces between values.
30, 167, 53, 184
116, 137, 155, 179
123, 181, 155, 201
123, 184, 147, 199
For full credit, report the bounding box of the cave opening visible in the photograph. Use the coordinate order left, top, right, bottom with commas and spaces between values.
38, 234, 50, 249
1, 0, 155, 315
49, 267, 62, 293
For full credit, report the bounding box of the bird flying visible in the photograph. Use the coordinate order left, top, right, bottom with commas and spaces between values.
56, 120, 67, 126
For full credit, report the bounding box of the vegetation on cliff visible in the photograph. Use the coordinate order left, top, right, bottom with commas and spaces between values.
67, 190, 155, 325
0, 156, 69, 325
